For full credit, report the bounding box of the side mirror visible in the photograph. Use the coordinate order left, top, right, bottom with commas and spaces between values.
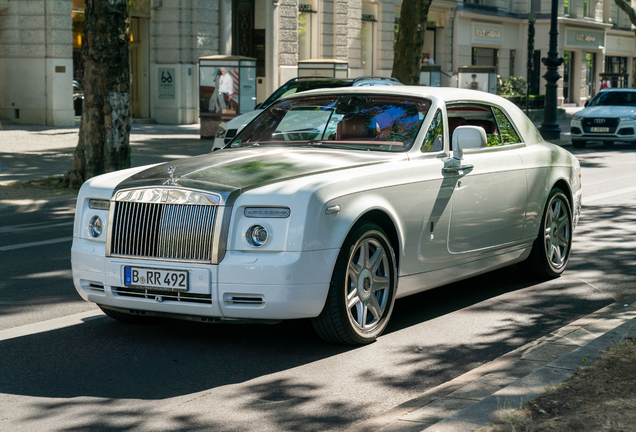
452, 126, 487, 160
584, 100, 589, 107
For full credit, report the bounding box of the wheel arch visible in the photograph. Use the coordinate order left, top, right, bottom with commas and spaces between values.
551, 178, 573, 210
354, 209, 402, 270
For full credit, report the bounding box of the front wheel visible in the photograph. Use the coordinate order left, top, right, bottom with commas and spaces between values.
521, 189, 573, 279
312, 223, 397, 345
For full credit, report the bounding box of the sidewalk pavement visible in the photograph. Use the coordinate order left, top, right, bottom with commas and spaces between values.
5, 109, 625, 432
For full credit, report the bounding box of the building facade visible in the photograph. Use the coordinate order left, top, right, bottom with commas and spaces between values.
0, 0, 635, 126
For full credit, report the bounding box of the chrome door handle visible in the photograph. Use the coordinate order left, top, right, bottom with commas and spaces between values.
442, 164, 474, 174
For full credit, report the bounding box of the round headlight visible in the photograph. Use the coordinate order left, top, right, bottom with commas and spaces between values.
88, 215, 103, 238
245, 225, 268, 247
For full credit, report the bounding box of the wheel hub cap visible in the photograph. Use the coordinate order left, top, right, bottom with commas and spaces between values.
358, 269, 373, 300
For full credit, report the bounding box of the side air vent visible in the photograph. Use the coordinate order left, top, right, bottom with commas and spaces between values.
223, 294, 265, 307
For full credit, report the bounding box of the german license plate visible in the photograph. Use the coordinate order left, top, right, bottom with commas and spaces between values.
124, 266, 189, 291
591, 127, 609, 132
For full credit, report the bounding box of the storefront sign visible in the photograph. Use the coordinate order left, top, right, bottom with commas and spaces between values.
565, 28, 605, 49
606, 35, 635, 55
472, 23, 502, 45
158, 68, 176, 100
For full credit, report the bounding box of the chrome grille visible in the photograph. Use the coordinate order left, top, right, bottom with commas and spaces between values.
110, 201, 217, 262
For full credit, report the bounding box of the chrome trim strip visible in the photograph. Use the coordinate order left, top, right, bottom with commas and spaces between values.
105, 201, 116, 257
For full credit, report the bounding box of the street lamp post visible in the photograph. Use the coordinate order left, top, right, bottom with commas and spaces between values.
539, 0, 564, 140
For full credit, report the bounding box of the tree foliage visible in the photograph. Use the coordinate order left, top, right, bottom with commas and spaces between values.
64, 0, 131, 190
391, 0, 433, 85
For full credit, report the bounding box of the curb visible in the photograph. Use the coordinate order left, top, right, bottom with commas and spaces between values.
349, 299, 636, 432
0, 194, 77, 215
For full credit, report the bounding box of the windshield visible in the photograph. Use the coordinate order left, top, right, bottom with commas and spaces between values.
231, 94, 430, 152
259, 80, 352, 109
589, 91, 636, 107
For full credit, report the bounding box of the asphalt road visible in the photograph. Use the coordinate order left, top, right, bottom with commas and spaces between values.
0, 141, 635, 432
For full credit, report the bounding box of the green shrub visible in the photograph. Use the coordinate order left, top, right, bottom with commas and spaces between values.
497, 76, 526, 96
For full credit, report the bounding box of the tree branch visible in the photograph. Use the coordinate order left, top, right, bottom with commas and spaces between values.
613, 0, 636, 32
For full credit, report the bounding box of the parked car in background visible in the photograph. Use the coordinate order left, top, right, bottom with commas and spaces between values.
73, 87, 581, 345
570, 88, 636, 148
212, 76, 403, 151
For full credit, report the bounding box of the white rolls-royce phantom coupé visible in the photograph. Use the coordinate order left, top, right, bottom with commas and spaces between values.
72, 87, 582, 345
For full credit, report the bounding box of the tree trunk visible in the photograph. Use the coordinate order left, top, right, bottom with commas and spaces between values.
391, 0, 433, 85
64, 0, 131, 190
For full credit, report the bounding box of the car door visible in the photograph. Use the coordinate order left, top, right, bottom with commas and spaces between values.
445, 104, 527, 254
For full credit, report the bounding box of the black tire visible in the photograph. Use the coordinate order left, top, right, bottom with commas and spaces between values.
99, 305, 151, 323
572, 140, 586, 149
312, 223, 397, 345
520, 189, 573, 279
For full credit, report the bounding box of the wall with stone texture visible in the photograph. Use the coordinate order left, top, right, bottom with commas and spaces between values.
0, 0, 74, 126
150, 0, 221, 124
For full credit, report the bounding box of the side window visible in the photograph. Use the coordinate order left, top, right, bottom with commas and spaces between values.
492, 107, 522, 144
447, 104, 502, 147
421, 109, 443, 152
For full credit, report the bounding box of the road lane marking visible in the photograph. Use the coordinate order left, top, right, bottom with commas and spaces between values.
584, 185, 636, 203
0, 236, 73, 251
0, 221, 73, 234
0, 310, 105, 342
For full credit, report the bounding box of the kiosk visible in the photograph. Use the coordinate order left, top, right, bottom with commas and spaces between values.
199, 55, 257, 138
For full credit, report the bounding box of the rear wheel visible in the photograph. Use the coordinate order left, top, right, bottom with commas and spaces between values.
521, 189, 572, 279
312, 223, 397, 345
572, 140, 586, 149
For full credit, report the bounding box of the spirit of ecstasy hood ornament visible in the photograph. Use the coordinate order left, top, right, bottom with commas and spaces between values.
164, 166, 178, 185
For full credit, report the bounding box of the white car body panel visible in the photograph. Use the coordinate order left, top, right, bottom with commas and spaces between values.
72, 87, 582, 324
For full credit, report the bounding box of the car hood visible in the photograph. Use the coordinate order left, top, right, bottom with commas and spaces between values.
115, 147, 406, 205
578, 106, 636, 117
224, 110, 264, 131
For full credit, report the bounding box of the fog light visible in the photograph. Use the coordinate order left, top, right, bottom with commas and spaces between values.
88, 215, 103, 238
245, 225, 268, 247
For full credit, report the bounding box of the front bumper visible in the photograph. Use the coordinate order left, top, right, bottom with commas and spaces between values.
571, 118, 636, 143
72, 238, 339, 321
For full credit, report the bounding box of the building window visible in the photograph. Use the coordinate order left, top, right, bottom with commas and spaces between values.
564, 0, 569, 15
472, 47, 499, 70
72, 1, 85, 81
509, 49, 516, 77
530, 0, 541, 12
361, 3, 377, 76
298, 2, 317, 61
605, 56, 627, 74
584, 0, 591, 17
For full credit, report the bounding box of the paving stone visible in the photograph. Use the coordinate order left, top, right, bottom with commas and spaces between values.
444, 376, 516, 401
421, 419, 483, 432
376, 419, 428, 432
519, 343, 579, 362
481, 358, 546, 380
449, 367, 572, 426
548, 344, 606, 371
399, 396, 475, 425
